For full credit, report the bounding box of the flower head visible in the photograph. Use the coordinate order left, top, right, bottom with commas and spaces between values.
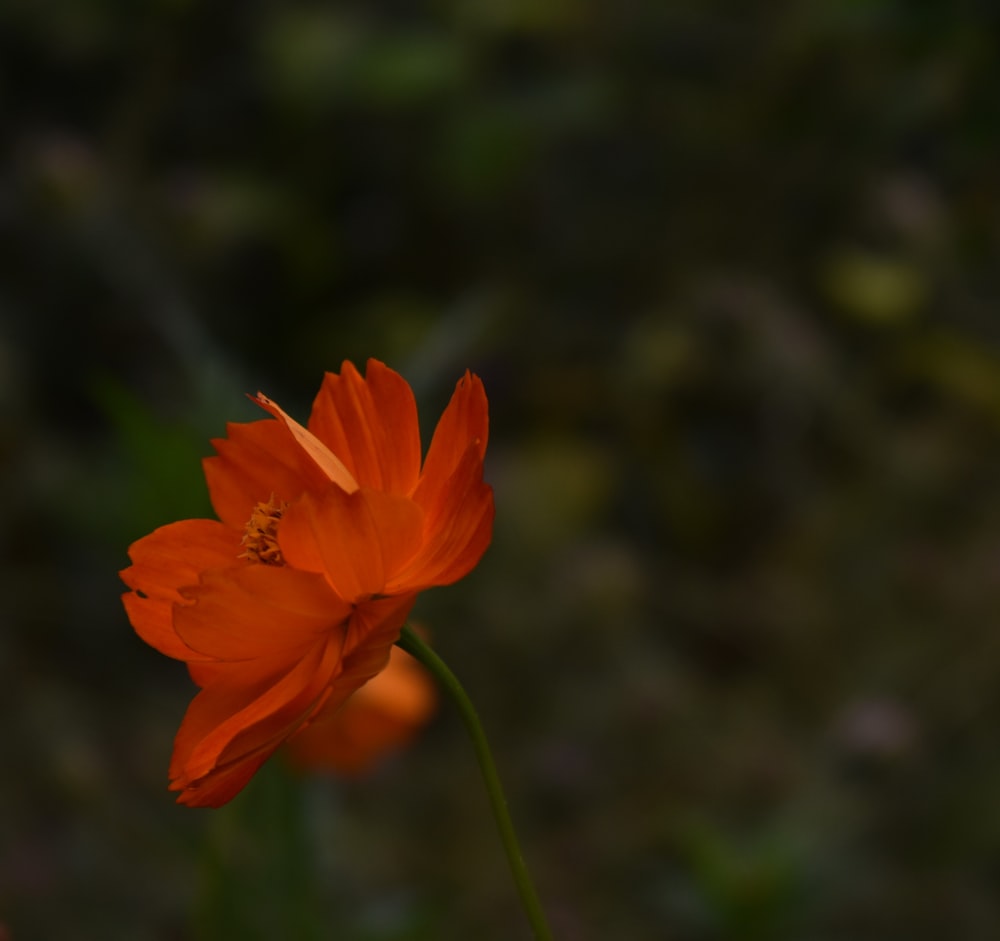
121, 360, 493, 807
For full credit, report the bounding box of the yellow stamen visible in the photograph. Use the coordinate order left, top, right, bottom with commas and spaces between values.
240, 495, 288, 565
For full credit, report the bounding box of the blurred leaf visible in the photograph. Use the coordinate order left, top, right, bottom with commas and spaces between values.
90, 376, 211, 542
682, 822, 802, 939
260, 15, 467, 111
258, 9, 363, 110
455, 0, 583, 34
167, 173, 290, 250
822, 249, 926, 324
898, 330, 1000, 422
435, 103, 540, 200
195, 763, 324, 941
347, 34, 468, 107
495, 438, 613, 557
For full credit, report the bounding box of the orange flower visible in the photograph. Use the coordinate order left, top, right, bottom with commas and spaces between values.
120, 360, 493, 807
283, 642, 437, 776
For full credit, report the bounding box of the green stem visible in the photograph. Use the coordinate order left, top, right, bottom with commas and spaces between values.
396, 625, 554, 941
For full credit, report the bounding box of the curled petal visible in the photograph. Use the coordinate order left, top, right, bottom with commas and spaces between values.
252, 393, 358, 493
307, 359, 422, 494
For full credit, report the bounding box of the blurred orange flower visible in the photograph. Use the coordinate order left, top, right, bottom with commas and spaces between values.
284, 642, 436, 776
120, 360, 493, 807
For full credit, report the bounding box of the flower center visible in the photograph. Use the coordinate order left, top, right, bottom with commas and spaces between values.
240, 495, 288, 565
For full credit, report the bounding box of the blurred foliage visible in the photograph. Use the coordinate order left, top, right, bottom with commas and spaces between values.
3, 0, 1000, 938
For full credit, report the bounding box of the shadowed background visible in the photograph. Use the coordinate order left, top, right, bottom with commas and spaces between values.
3, 2, 1000, 938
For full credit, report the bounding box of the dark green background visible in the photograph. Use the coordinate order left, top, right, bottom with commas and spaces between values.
3, 1, 1000, 938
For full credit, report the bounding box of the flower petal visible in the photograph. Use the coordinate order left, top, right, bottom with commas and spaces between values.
341, 592, 418, 664
174, 565, 352, 662
121, 519, 242, 660
169, 629, 344, 807
307, 360, 422, 494
173, 748, 268, 808
252, 393, 358, 493
392, 444, 494, 591
279, 487, 424, 601
304, 593, 417, 734
285, 644, 436, 775
204, 418, 336, 529
411, 370, 488, 514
